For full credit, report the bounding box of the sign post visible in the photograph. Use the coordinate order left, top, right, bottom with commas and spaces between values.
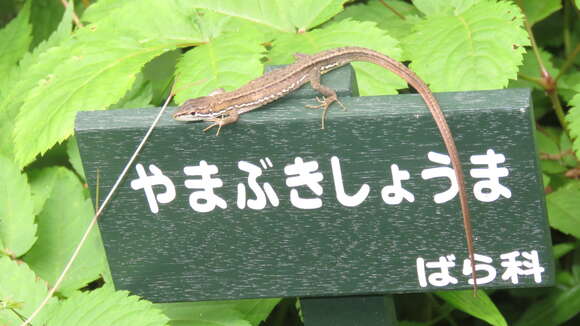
76, 66, 553, 324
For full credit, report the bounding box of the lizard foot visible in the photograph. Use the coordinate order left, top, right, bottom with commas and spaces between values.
203, 117, 225, 136
305, 96, 346, 130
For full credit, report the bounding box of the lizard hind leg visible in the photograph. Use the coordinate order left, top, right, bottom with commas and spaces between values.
305, 65, 346, 129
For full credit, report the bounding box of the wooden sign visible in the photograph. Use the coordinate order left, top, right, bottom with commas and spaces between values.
75, 66, 553, 304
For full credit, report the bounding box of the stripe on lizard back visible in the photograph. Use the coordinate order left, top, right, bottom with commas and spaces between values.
174, 47, 478, 292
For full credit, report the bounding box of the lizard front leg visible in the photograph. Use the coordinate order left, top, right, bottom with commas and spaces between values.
305, 66, 346, 129
203, 110, 240, 136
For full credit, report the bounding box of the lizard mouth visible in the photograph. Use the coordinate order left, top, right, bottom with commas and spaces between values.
172, 111, 201, 122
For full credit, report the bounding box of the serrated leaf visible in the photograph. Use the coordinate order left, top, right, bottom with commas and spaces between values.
0, 0, 31, 91
66, 137, 86, 179
0, 102, 17, 160
81, 0, 140, 23
184, 0, 346, 32
514, 283, 580, 326
0, 257, 58, 326
184, 0, 293, 32
285, 0, 346, 31
46, 286, 169, 326
20, 0, 74, 69
0, 0, 74, 161
567, 94, 580, 160
270, 19, 405, 96
509, 48, 559, 90
109, 73, 154, 110
412, 0, 479, 16
435, 290, 507, 326
174, 33, 264, 104
519, 0, 561, 25
405, 0, 530, 92
546, 181, 580, 238
559, 71, 580, 103
12, 0, 203, 168
0, 154, 36, 257
22, 167, 107, 296
331, 0, 420, 44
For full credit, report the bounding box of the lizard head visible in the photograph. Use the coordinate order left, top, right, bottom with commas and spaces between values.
173, 96, 218, 121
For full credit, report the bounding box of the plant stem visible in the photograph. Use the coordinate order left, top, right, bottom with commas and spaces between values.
379, 0, 406, 20
516, 0, 570, 134
60, 0, 83, 28
548, 89, 568, 130
517, 73, 543, 86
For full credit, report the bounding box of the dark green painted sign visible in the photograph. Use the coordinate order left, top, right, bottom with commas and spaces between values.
75, 66, 552, 303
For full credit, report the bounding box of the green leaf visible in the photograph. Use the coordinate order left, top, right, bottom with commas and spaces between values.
22, 167, 107, 296
559, 71, 580, 103
0, 154, 36, 257
553, 242, 576, 259
182, 0, 346, 32
535, 129, 566, 174
109, 73, 154, 110
27, 167, 60, 216
435, 290, 507, 326
234, 298, 280, 326
509, 48, 559, 90
519, 0, 561, 25
46, 286, 169, 326
81, 0, 140, 23
331, 0, 420, 44
546, 181, 580, 238
66, 137, 86, 179
159, 299, 281, 326
0, 0, 31, 92
0, 107, 16, 160
559, 131, 577, 168
412, 0, 480, 16
514, 283, 580, 326
404, 0, 530, 92
157, 301, 254, 326
29, 0, 65, 48
174, 32, 264, 104
12, 0, 203, 167
0, 0, 73, 162
21, 0, 74, 70
542, 173, 550, 187
0, 257, 58, 326
284, 0, 346, 31
566, 94, 580, 160
270, 19, 405, 96
142, 50, 181, 105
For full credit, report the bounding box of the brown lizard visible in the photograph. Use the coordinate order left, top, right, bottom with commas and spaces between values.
173, 46, 478, 292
